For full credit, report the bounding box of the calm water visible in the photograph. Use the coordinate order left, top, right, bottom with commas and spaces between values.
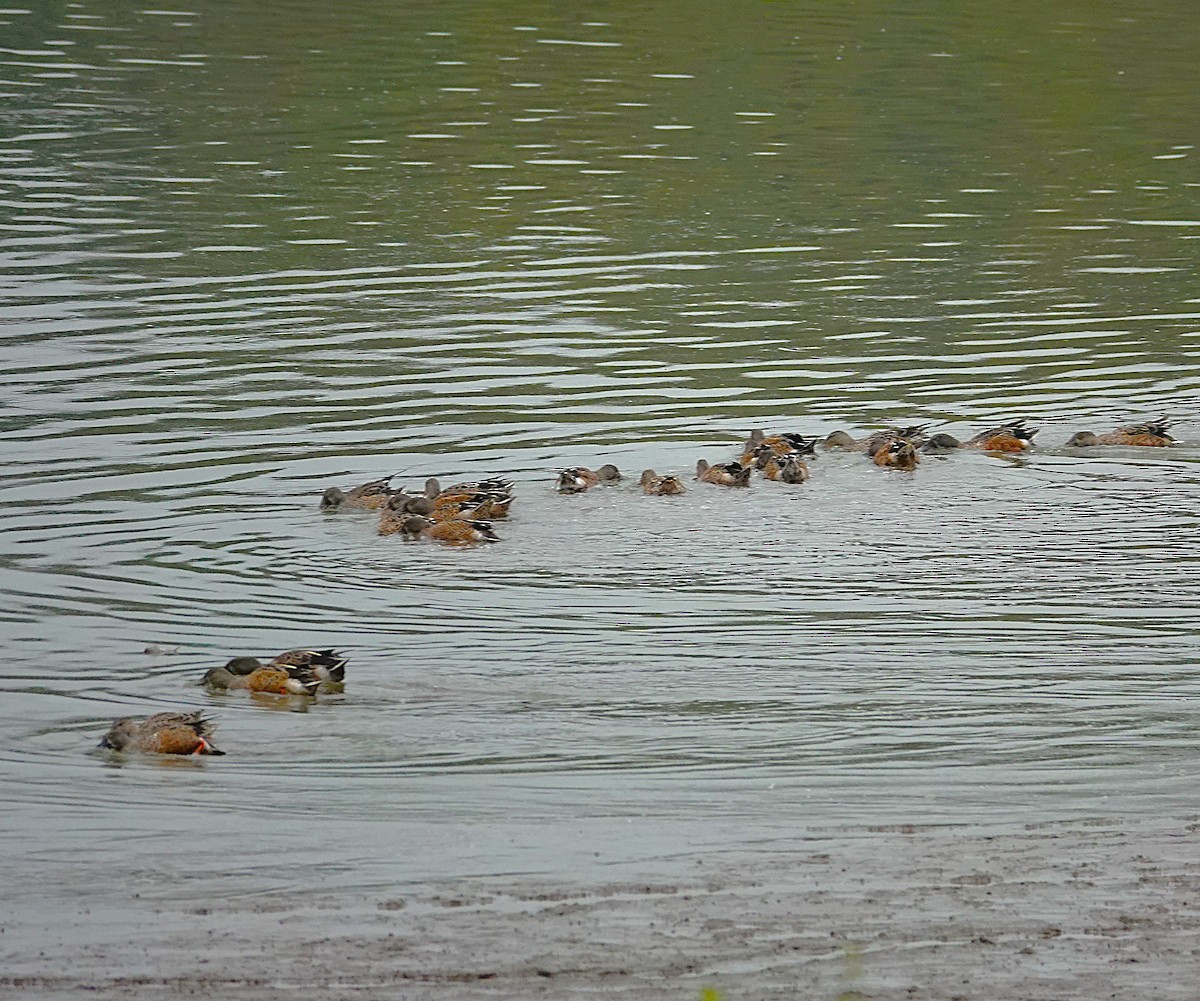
3, 0, 1200, 926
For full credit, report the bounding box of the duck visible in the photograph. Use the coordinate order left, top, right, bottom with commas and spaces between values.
378, 492, 437, 535
924, 420, 1038, 453
555, 465, 621, 494
420, 477, 515, 514
209, 649, 347, 688
400, 515, 500, 545
1067, 417, 1176, 447
823, 425, 930, 454
319, 475, 400, 511
639, 469, 687, 495
872, 435, 920, 470
202, 657, 325, 696
695, 459, 752, 487
427, 485, 514, 521
757, 450, 810, 483
738, 429, 819, 465
99, 711, 224, 756
821, 430, 866, 450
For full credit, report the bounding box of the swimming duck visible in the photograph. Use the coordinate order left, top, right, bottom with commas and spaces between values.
872, 436, 920, 470
428, 485, 514, 521
319, 475, 399, 511
99, 711, 224, 756
555, 465, 622, 494
639, 469, 687, 495
757, 450, 810, 483
824, 425, 930, 454
400, 515, 500, 545
695, 459, 752, 487
213, 649, 347, 686
422, 472, 511, 506
378, 492, 437, 535
202, 657, 325, 696
1067, 418, 1176, 447
821, 430, 865, 450
924, 420, 1039, 453
738, 429, 819, 465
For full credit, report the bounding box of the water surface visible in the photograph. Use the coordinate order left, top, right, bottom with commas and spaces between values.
2, 0, 1200, 939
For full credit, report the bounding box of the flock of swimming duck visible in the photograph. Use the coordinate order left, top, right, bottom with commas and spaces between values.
97, 415, 1179, 757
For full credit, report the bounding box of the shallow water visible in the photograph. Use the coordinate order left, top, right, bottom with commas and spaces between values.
3, 0, 1200, 937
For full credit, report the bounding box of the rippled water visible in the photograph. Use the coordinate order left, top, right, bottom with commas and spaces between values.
3, 0, 1200, 932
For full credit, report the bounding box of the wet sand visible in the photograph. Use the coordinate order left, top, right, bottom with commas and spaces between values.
4, 816, 1200, 999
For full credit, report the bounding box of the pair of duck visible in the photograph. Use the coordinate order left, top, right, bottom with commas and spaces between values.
555, 464, 688, 497
323, 474, 514, 545
98, 648, 347, 756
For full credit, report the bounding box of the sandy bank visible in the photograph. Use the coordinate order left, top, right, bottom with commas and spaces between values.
4, 817, 1199, 999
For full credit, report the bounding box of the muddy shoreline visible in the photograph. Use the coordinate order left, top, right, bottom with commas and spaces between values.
4, 817, 1199, 999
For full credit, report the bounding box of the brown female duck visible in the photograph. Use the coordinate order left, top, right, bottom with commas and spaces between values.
695, 459, 752, 487
639, 469, 687, 495
319, 475, 400, 511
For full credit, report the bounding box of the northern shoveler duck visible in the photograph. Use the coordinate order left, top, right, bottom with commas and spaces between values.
208, 648, 347, 688
202, 655, 325, 696
420, 472, 513, 511
924, 420, 1038, 453
420, 476, 514, 500
639, 469, 687, 495
695, 459, 752, 487
738, 429, 819, 465
823, 425, 930, 454
400, 515, 499, 545
319, 475, 400, 511
99, 711, 224, 756
427, 485, 514, 521
378, 492, 436, 535
821, 430, 864, 450
757, 450, 810, 483
555, 465, 621, 494
872, 436, 920, 470
1067, 417, 1176, 447
266, 648, 347, 679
